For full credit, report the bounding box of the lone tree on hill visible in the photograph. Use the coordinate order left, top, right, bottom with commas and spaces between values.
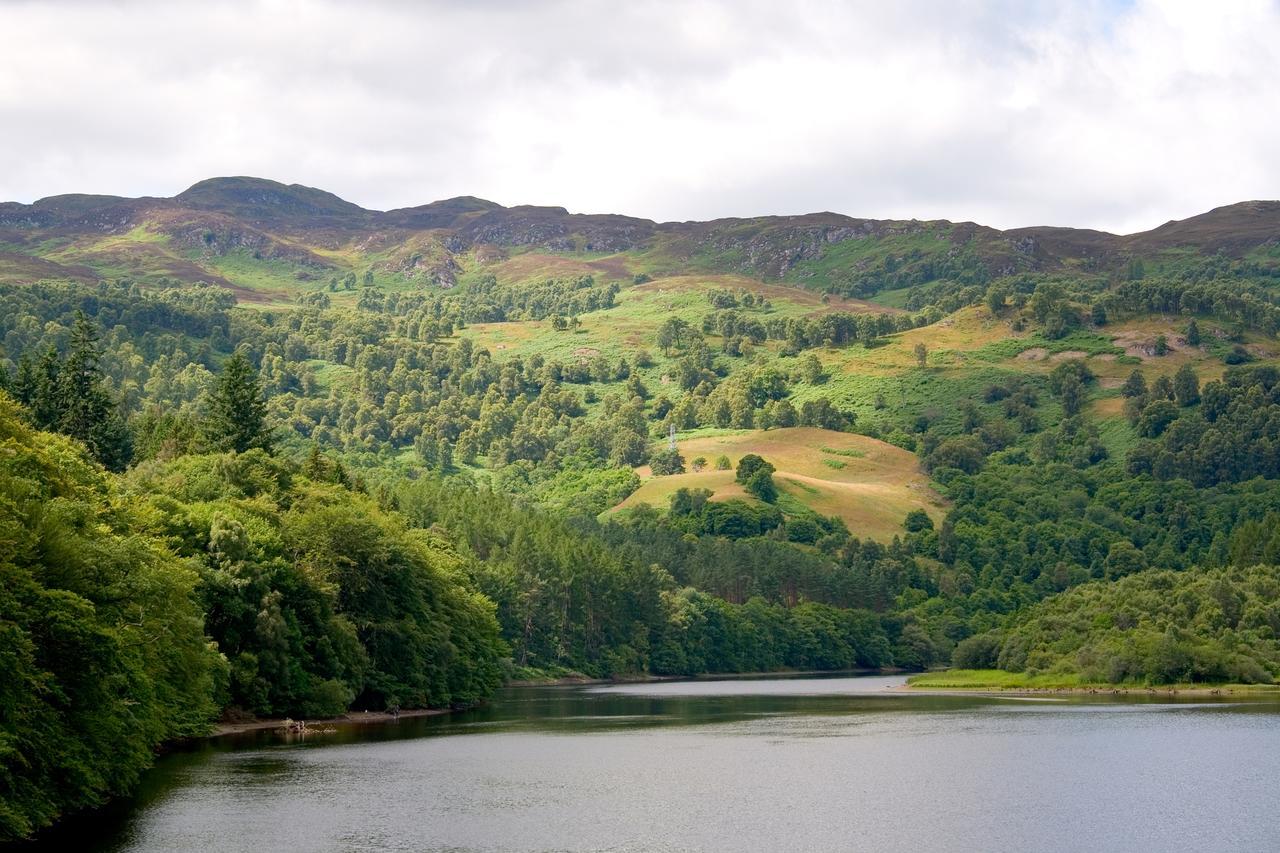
735, 453, 774, 484
1186, 318, 1201, 347
735, 453, 778, 502
207, 350, 272, 453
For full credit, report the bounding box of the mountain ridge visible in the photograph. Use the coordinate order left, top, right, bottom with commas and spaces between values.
2, 176, 1278, 299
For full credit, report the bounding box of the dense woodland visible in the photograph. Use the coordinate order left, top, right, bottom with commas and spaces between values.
8, 247, 1280, 839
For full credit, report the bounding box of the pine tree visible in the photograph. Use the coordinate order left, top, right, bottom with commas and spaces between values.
1121, 369, 1147, 398
31, 346, 63, 430
57, 313, 132, 471
1186, 318, 1201, 347
206, 350, 272, 453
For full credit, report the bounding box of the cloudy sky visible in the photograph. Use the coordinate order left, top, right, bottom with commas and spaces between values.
2, 0, 1278, 232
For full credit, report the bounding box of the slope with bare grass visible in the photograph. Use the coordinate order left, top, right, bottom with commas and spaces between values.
611, 426, 946, 540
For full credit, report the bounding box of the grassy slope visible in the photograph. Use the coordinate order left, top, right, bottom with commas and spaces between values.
611, 426, 947, 541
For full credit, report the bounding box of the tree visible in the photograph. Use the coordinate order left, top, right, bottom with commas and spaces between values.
801, 354, 824, 384
1059, 375, 1084, 417
735, 453, 775, 485
1121, 370, 1147, 398
904, 508, 934, 532
1186, 318, 1201, 347
57, 313, 133, 471
690, 456, 707, 472
986, 283, 1009, 314
206, 350, 272, 453
1173, 364, 1200, 407
0, 395, 222, 840
914, 342, 928, 368
656, 317, 689, 354
649, 448, 686, 475
1136, 399, 1179, 437
715, 454, 732, 470
744, 468, 778, 503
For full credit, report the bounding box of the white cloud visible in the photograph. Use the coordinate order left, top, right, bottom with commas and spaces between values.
2, 0, 1279, 232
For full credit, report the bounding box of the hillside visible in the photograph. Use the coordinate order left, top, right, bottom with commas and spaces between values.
3, 178, 1279, 305
614, 427, 946, 541
5, 179, 1280, 534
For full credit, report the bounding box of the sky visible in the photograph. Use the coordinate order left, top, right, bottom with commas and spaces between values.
2, 0, 1279, 233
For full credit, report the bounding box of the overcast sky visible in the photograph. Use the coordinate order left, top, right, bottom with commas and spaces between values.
2, 0, 1278, 233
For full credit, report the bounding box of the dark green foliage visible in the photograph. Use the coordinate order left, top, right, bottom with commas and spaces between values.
451, 274, 617, 323
735, 453, 774, 484
1185, 318, 1201, 346
924, 435, 986, 474
1127, 366, 1280, 486
1047, 359, 1093, 417
6, 314, 133, 470
904, 508, 934, 532
649, 448, 686, 475
397, 478, 911, 675
1173, 364, 1200, 407
744, 468, 778, 503
1121, 369, 1147, 398
0, 395, 221, 841
1225, 344, 1253, 365
205, 350, 272, 453
951, 632, 1002, 669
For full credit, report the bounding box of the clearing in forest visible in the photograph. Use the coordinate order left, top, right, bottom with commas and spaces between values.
612, 426, 946, 541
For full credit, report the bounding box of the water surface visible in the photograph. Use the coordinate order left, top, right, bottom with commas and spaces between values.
45, 674, 1280, 852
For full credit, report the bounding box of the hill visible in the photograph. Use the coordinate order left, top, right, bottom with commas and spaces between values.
613, 427, 946, 541
2, 178, 1279, 305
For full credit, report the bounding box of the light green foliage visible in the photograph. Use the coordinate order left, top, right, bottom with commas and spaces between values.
0, 394, 222, 841
129, 451, 507, 714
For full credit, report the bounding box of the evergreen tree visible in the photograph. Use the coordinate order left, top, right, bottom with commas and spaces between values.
1121, 369, 1147, 398
58, 313, 133, 471
1186, 318, 1201, 347
206, 350, 272, 453
31, 346, 63, 430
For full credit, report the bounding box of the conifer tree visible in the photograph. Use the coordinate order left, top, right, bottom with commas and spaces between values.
33, 314, 134, 470
31, 345, 63, 430
206, 349, 272, 453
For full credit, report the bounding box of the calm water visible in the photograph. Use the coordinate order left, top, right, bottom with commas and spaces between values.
38, 674, 1280, 852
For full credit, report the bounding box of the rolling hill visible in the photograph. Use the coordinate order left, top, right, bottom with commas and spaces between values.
612, 426, 946, 541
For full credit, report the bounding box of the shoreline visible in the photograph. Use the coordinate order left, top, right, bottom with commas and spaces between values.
210, 706, 454, 738
210, 668, 910, 736
506, 666, 902, 688
207, 674, 1277, 738
902, 682, 1280, 698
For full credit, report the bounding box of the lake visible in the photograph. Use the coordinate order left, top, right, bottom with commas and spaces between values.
40, 674, 1280, 852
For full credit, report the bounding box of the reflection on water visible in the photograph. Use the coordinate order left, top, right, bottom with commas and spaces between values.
34, 674, 1280, 853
